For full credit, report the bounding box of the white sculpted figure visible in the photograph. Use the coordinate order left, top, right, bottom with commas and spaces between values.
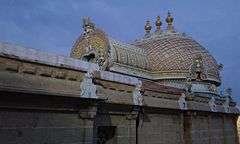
80, 70, 97, 98
223, 96, 230, 113
209, 97, 217, 112
178, 93, 187, 110
133, 81, 143, 106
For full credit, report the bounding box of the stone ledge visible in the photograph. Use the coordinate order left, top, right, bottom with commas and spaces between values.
0, 43, 141, 87
0, 42, 99, 73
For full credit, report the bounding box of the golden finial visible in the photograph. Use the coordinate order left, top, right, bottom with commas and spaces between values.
144, 20, 152, 35
166, 11, 173, 24
155, 16, 162, 32
165, 11, 174, 31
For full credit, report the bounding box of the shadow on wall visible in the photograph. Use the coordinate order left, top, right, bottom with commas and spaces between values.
93, 103, 115, 144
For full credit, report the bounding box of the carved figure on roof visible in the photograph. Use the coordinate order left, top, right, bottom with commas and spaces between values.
208, 84, 217, 93
82, 17, 95, 34
190, 54, 207, 81
185, 76, 192, 93
80, 69, 97, 99
178, 93, 187, 110
71, 17, 110, 70
224, 87, 232, 97
133, 81, 143, 106
223, 96, 230, 113
209, 97, 217, 112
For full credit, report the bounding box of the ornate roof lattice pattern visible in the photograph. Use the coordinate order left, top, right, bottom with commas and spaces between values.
134, 33, 220, 82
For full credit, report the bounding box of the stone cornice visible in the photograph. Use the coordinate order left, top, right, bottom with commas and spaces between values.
0, 42, 99, 73
0, 43, 237, 114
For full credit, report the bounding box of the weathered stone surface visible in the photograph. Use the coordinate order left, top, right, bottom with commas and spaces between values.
99, 70, 140, 86
138, 113, 183, 144
0, 111, 92, 144
187, 113, 239, 144
0, 42, 99, 73
0, 71, 81, 97
19, 63, 36, 74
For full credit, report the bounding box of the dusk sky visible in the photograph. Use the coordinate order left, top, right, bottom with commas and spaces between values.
0, 0, 239, 101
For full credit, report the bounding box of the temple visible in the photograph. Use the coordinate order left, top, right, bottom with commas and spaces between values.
0, 12, 239, 144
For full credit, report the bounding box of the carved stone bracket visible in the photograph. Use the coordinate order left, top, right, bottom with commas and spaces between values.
126, 111, 138, 120
178, 93, 188, 110
78, 107, 97, 120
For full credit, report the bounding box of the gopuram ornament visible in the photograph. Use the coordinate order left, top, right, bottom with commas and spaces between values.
71, 17, 110, 70
189, 54, 207, 81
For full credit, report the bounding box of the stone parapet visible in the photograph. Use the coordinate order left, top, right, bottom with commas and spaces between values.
0, 43, 238, 114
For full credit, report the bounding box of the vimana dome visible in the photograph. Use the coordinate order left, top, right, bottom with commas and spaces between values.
71, 12, 222, 95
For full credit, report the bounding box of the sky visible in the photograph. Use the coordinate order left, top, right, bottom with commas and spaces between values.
0, 0, 239, 101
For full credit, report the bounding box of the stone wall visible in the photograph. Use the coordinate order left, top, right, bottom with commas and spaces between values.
0, 110, 138, 144
0, 91, 137, 144
94, 114, 136, 144
0, 110, 93, 144
191, 115, 210, 144
189, 113, 238, 144
0, 105, 239, 144
138, 112, 183, 144
224, 116, 238, 144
